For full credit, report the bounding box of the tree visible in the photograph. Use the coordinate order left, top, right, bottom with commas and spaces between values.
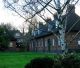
0, 23, 20, 51
0, 23, 18, 40
0, 26, 9, 51
3, 0, 80, 53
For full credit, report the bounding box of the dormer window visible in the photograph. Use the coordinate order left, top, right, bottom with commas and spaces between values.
48, 21, 56, 32
32, 29, 38, 36
32, 30, 34, 36
34, 30, 37, 36
38, 29, 41, 34
15, 33, 21, 38
55, 20, 59, 28
48, 23, 53, 31
34, 31, 36, 36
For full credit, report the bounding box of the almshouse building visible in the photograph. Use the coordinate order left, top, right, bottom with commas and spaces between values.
29, 4, 80, 53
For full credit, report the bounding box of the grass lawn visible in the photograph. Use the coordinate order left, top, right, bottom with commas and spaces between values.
0, 52, 57, 68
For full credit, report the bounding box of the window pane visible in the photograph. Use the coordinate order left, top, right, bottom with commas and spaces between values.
52, 39, 54, 46
78, 41, 80, 45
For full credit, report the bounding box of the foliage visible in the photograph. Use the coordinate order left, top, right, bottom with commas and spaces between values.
0, 27, 9, 51
25, 57, 54, 68
61, 53, 80, 68
25, 53, 80, 68
0, 23, 21, 51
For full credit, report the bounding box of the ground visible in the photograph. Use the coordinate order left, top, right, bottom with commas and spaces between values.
0, 52, 56, 68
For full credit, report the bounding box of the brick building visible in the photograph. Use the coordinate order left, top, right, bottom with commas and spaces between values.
29, 4, 80, 53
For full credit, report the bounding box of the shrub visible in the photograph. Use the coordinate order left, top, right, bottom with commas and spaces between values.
25, 53, 80, 68
61, 53, 80, 68
25, 57, 54, 68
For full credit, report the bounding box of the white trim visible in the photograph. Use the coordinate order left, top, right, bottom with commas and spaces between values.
9, 42, 13, 47
52, 39, 54, 46
78, 40, 80, 45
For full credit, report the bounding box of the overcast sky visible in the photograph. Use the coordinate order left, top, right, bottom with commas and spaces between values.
0, 0, 80, 31
0, 0, 25, 31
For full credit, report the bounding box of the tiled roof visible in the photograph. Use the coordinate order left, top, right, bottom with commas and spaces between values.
66, 12, 80, 31
32, 4, 80, 38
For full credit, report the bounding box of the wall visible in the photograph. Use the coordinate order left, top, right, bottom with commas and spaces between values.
30, 32, 80, 53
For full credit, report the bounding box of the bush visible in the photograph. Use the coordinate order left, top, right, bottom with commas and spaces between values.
25, 53, 80, 68
25, 57, 54, 68
61, 53, 80, 68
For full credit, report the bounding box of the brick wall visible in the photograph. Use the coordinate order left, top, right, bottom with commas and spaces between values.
30, 32, 80, 52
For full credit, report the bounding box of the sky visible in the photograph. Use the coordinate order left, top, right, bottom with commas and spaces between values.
0, 0, 80, 31
0, 0, 25, 31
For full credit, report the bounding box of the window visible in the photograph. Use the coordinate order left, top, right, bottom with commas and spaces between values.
58, 38, 60, 46
47, 39, 52, 46
40, 39, 43, 47
38, 40, 42, 47
78, 40, 80, 45
52, 39, 54, 46
47, 38, 53, 52
48, 24, 52, 31
9, 42, 13, 47
31, 41, 33, 48
38, 29, 41, 34
45, 40, 47, 47
32, 30, 34, 36
55, 20, 59, 28
38, 40, 40, 46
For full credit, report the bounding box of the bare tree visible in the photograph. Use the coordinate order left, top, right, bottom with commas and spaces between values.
3, 0, 80, 53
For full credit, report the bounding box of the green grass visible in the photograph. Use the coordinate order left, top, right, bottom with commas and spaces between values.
0, 52, 57, 68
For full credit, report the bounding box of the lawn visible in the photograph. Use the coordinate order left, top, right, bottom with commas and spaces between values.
0, 52, 57, 68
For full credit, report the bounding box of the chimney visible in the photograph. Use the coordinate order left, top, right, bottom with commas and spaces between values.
45, 17, 51, 22
54, 13, 58, 20
67, 4, 75, 13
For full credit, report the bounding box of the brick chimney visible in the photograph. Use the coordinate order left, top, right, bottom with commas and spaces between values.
67, 4, 75, 14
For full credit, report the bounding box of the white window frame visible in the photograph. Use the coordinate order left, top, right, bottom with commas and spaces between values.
48, 24, 52, 31
78, 40, 80, 45
52, 39, 55, 46
58, 38, 61, 46
45, 40, 47, 47
9, 42, 13, 47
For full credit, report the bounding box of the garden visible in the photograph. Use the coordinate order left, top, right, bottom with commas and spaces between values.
0, 52, 55, 68
0, 52, 80, 68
